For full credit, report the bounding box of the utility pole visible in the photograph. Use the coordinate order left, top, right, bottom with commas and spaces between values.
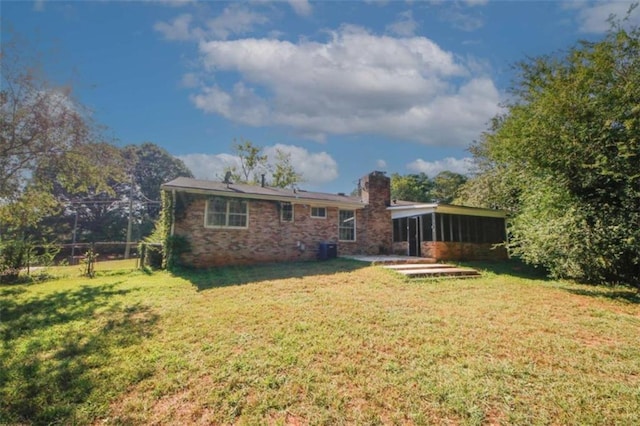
124, 173, 134, 259
71, 209, 79, 264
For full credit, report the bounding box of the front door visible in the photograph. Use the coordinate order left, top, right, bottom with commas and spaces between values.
408, 216, 421, 256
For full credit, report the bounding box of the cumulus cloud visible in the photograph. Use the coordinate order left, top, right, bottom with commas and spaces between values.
376, 159, 388, 169
206, 5, 269, 39
157, 0, 195, 7
386, 10, 418, 36
191, 25, 500, 146
575, 1, 640, 33
439, 7, 484, 32
33, 0, 45, 12
406, 157, 474, 177
264, 144, 338, 184
154, 14, 195, 41
178, 153, 241, 181
463, 0, 489, 6
154, 4, 268, 41
179, 144, 338, 186
287, 0, 312, 17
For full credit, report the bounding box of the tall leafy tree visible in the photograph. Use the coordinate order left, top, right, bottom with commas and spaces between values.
123, 142, 194, 237
124, 142, 193, 205
271, 148, 304, 188
430, 171, 468, 204
459, 18, 640, 285
226, 138, 268, 184
390, 173, 433, 202
1, 33, 124, 236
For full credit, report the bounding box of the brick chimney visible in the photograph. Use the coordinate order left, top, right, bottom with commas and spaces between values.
359, 171, 392, 254
360, 170, 391, 207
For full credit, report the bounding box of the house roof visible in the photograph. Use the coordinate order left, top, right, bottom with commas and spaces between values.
162, 177, 366, 209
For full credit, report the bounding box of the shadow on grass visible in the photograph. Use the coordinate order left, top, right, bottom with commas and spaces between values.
563, 286, 640, 304
173, 258, 368, 291
460, 259, 552, 281
0, 282, 159, 425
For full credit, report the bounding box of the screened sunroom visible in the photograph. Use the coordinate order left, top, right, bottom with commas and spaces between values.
388, 203, 508, 260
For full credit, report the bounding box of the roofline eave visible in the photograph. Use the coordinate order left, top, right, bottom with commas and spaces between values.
161, 185, 366, 210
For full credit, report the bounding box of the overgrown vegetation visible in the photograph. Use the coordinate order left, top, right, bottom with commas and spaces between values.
2, 260, 639, 424
390, 171, 468, 203
0, 238, 59, 284
459, 18, 640, 286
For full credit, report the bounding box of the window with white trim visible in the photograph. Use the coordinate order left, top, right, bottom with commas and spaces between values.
281, 202, 294, 222
339, 210, 356, 241
205, 197, 248, 228
311, 207, 326, 218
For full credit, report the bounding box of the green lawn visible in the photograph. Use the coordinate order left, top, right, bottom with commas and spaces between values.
1, 259, 639, 425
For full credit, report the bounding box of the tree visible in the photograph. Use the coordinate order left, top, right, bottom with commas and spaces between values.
124, 142, 193, 206
35, 142, 194, 246
430, 171, 467, 204
226, 138, 268, 184
390, 173, 433, 202
271, 148, 303, 188
458, 18, 640, 286
389, 172, 467, 203
1, 34, 124, 236
124, 142, 193, 236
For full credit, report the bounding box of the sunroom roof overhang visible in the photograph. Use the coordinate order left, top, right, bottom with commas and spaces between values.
388, 203, 507, 220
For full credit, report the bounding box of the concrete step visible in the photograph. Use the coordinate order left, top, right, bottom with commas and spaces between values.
383, 264, 457, 270
384, 264, 482, 279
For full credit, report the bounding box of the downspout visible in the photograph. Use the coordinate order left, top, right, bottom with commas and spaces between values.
432, 212, 438, 260
170, 189, 176, 236
406, 218, 410, 256
504, 216, 510, 259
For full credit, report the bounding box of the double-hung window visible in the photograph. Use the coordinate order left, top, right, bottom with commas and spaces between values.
281, 202, 294, 222
206, 197, 248, 228
311, 207, 326, 218
339, 210, 356, 241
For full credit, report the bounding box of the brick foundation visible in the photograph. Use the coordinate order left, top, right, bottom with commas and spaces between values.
423, 241, 508, 261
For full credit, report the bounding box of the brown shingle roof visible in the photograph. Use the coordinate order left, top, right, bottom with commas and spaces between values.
162, 177, 366, 208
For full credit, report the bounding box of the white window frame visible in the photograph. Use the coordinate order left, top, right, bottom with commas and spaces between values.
205, 197, 249, 229
311, 206, 327, 219
338, 210, 356, 241
281, 202, 294, 222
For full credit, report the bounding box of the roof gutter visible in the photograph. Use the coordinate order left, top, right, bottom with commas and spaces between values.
160, 185, 366, 210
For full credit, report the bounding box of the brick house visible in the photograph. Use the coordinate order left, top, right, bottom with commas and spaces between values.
161, 171, 507, 267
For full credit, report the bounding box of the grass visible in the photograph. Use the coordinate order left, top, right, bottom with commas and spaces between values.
1, 259, 639, 425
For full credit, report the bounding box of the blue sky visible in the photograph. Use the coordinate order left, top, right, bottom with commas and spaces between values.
3, 0, 639, 193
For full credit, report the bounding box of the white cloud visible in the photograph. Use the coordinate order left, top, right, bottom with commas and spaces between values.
575, 1, 640, 33
264, 144, 338, 184
178, 153, 241, 181
180, 72, 200, 88
153, 5, 268, 41
376, 159, 388, 169
33, 0, 45, 12
179, 145, 338, 186
192, 26, 500, 146
206, 5, 269, 39
386, 10, 418, 36
287, 0, 312, 17
154, 14, 194, 41
157, 0, 195, 7
440, 8, 484, 32
463, 0, 489, 6
406, 157, 474, 177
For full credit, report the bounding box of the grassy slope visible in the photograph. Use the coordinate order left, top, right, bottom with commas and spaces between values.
1, 259, 639, 425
